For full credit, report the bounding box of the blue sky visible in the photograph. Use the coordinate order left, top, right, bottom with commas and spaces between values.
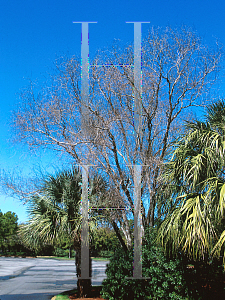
1, 0, 225, 223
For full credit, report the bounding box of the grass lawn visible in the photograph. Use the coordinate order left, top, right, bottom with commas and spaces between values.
51, 288, 77, 300
36, 256, 74, 260
52, 295, 70, 300
91, 257, 110, 261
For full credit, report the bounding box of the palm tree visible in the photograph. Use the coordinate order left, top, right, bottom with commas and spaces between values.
157, 100, 225, 262
20, 166, 102, 297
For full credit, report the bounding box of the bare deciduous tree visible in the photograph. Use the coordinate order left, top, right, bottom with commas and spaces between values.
12, 26, 222, 250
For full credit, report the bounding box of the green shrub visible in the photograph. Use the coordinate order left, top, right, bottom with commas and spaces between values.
15, 251, 26, 257
91, 226, 121, 257
99, 250, 114, 258
184, 258, 225, 299
54, 247, 67, 257
101, 229, 191, 300
64, 248, 75, 258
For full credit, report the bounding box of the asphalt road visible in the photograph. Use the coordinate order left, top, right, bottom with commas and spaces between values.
0, 257, 109, 300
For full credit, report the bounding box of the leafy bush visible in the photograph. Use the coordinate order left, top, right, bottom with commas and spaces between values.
91, 226, 121, 257
184, 258, 225, 299
64, 248, 75, 258
53, 247, 75, 257
54, 247, 67, 257
101, 229, 191, 300
98, 250, 114, 258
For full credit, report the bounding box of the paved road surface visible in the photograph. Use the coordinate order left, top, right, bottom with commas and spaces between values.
0, 257, 109, 300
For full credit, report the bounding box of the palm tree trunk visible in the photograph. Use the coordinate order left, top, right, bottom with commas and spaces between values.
75, 245, 92, 298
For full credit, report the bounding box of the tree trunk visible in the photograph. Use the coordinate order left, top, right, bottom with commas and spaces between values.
149, 194, 155, 227
75, 246, 92, 298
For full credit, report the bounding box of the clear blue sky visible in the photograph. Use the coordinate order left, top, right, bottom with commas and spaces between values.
1, 0, 225, 223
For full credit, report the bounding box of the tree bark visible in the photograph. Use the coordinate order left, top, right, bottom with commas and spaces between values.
111, 220, 129, 254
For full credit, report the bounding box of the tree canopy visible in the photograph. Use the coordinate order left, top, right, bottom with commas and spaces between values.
0, 210, 18, 253
11, 26, 222, 249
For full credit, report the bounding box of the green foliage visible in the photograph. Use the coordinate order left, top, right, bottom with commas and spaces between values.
98, 250, 114, 258
53, 247, 67, 257
91, 226, 121, 257
0, 211, 35, 256
0, 210, 18, 253
19, 167, 107, 253
185, 258, 225, 299
53, 247, 75, 258
101, 229, 191, 300
20, 167, 82, 250
157, 99, 225, 261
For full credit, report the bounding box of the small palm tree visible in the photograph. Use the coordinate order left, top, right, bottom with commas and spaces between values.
157, 100, 225, 262
20, 167, 103, 297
